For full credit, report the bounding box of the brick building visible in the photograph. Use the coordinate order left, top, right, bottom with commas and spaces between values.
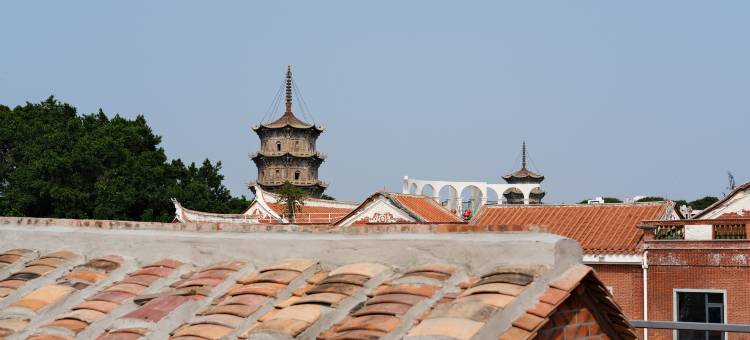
471, 201, 676, 323
637, 183, 750, 339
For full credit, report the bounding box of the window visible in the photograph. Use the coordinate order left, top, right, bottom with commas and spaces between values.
276, 142, 282, 152
275, 169, 280, 179
294, 140, 300, 152
294, 171, 301, 180
676, 291, 725, 340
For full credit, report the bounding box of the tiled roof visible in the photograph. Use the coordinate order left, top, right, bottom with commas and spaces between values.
255, 111, 322, 131
336, 192, 464, 226
389, 193, 464, 223
172, 186, 357, 225
265, 203, 354, 224
0, 219, 635, 339
502, 167, 544, 181
471, 202, 674, 254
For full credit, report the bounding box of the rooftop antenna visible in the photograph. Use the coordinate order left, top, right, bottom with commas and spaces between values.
285, 65, 293, 114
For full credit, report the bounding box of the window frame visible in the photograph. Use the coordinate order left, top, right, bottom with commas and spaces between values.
672, 288, 727, 340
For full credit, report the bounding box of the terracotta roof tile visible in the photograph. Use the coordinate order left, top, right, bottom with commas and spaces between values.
407, 317, 484, 340
328, 262, 389, 278
471, 202, 672, 254
0, 231, 637, 340
390, 193, 464, 223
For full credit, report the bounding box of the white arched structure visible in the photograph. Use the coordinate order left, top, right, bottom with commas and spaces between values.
402, 176, 543, 212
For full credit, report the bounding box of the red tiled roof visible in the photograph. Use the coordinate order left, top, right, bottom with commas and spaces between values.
719, 210, 750, 218
265, 203, 354, 224
471, 202, 673, 254
335, 192, 463, 226
389, 193, 463, 223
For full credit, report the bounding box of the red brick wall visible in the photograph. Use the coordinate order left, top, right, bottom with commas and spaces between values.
646, 247, 750, 340
589, 264, 643, 321
535, 293, 612, 340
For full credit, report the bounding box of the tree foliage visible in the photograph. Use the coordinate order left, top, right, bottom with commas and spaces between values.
275, 182, 308, 222
688, 196, 719, 210
635, 196, 666, 202
0, 97, 249, 222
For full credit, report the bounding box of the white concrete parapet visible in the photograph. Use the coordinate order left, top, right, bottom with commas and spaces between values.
402, 176, 542, 212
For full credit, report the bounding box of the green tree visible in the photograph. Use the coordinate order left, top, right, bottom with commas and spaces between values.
0, 97, 249, 222
688, 196, 719, 210
636, 196, 667, 202
275, 182, 308, 222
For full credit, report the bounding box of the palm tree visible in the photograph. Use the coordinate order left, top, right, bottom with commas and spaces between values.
276, 182, 307, 223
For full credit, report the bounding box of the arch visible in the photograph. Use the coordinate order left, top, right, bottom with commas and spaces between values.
486, 187, 499, 205
460, 185, 484, 215
438, 185, 460, 212
503, 187, 524, 204
409, 182, 418, 195
420, 184, 436, 198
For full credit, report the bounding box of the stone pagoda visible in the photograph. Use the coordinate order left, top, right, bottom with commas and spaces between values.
250, 66, 328, 198
502, 142, 545, 204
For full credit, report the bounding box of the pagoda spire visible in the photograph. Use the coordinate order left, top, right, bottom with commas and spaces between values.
522, 141, 527, 169
285, 65, 293, 114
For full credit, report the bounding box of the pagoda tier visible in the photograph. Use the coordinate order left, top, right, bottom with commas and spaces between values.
252, 111, 325, 134
250, 180, 328, 198
250, 151, 327, 162
502, 142, 545, 185
250, 65, 328, 198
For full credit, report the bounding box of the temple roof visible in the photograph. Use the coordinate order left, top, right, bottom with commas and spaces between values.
502, 142, 544, 183
336, 192, 464, 226
502, 167, 545, 181
255, 111, 322, 131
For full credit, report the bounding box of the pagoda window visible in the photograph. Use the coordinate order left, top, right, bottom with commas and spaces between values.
276, 142, 282, 152
275, 169, 280, 179
294, 171, 301, 180
294, 140, 300, 152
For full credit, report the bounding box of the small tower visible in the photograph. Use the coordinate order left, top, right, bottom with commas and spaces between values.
250, 66, 328, 198
502, 142, 545, 204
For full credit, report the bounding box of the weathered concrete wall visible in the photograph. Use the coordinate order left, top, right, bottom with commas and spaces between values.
0, 220, 582, 277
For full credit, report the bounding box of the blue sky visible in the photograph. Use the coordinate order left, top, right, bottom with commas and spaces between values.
2, 1, 748, 203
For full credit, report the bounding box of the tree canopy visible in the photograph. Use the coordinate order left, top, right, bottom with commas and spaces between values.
0, 97, 249, 222
275, 182, 308, 222
687, 196, 719, 210
635, 196, 666, 202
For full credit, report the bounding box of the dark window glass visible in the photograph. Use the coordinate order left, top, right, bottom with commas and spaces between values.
677, 292, 724, 340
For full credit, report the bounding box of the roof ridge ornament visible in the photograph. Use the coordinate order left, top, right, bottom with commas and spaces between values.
522, 141, 527, 170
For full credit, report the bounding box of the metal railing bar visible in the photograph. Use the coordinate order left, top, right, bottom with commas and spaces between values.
631, 320, 750, 332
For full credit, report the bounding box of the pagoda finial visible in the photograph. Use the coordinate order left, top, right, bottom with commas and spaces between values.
522, 141, 527, 169
285, 65, 293, 113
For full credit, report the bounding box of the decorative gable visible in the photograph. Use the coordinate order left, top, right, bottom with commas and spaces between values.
338, 196, 416, 226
